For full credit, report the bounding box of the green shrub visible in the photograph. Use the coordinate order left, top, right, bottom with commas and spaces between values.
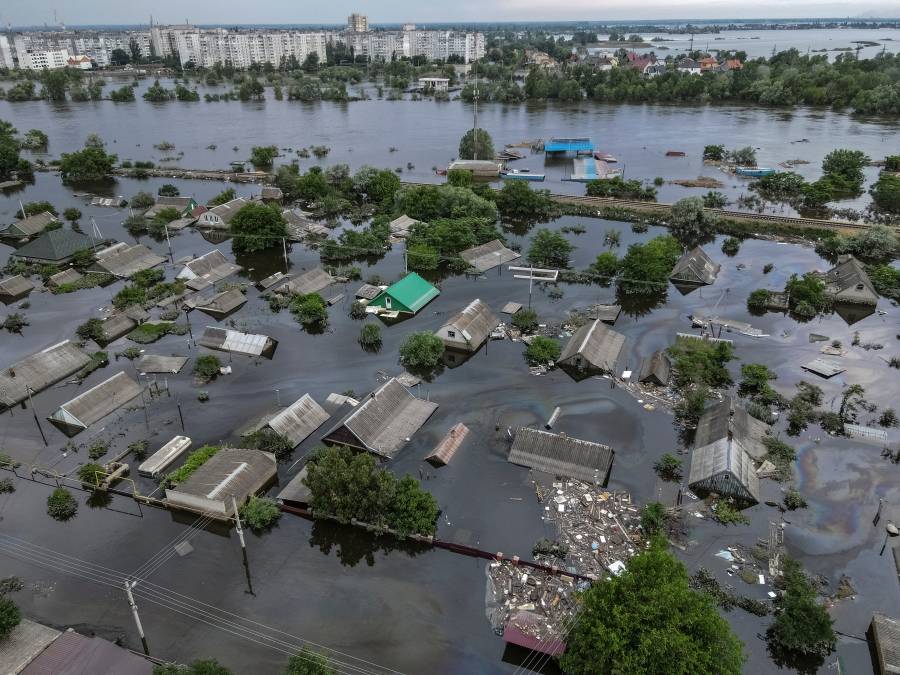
290, 293, 328, 330
399, 332, 444, 370
721, 237, 741, 256
358, 323, 382, 350
87, 440, 109, 460
239, 496, 281, 532
166, 445, 220, 485
511, 308, 538, 333
0, 597, 21, 640
77, 463, 105, 488
193, 355, 222, 379
47, 488, 78, 521
525, 336, 561, 365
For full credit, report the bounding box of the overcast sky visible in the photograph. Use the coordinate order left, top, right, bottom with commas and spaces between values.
3, 0, 899, 26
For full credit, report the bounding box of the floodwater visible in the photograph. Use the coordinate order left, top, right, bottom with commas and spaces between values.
1, 102, 899, 673
2, 79, 900, 217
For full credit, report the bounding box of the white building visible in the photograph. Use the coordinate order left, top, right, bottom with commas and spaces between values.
67, 55, 93, 70
20, 49, 70, 70
347, 13, 369, 33
0, 36, 15, 70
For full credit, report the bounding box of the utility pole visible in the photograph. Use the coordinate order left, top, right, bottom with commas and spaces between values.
124, 580, 150, 655
472, 60, 478, 160
282, 237, 288, 270
232, 496, 254, 595
25, 385, 47, 446
163, 221, 174, 263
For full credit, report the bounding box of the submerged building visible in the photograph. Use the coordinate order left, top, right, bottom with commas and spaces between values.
435, 299, 498, 352
0, 341, 91, 410
48, 371, 143, 436
508, 427, 614, 485
558, 320, 627, 376
670, 246, 720, 286
368, 272, 440, 317
819, 255, 879, 306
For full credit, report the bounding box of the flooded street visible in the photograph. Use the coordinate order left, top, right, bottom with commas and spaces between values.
1, 96, 899, 674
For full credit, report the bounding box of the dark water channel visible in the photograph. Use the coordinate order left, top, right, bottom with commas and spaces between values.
0, 101, 899, 674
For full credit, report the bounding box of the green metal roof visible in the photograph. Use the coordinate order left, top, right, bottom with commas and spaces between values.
11, 229, 94, 262
379, 272, 440, 313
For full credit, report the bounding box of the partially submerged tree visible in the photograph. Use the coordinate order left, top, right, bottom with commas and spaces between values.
230, 202, 287, 254
669, 196, 719, 245
458, 127, 495, 161
399, 332, 444, 371
527, 228, 574, 268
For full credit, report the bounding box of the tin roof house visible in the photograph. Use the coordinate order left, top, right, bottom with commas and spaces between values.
558, 320, 627, 378
435, 299, 498, 353
508, 427, 614, 485
144, 196, 198, 219
819, 255, 878, 307
196, 198, 247, 230
0, 275, 35, 303
638, 350, 671, 386
241, 393, 330, 448
670, 246, 720, 286
47, 371, 143, 436
0, 211, 59, 240
368, 272, 440, 317
9, 229, 103, 265
0, 341, 91, 410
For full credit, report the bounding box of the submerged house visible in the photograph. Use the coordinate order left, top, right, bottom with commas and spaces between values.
558, 320, 627, 376
819, 255, 879, 306
388, 215, 421, 239
543, 137, 594, 156
196, 198, 248, 229
278, 267, 334, 296
446, 159, 502, 177
0, 340, 91, 410
192, 288, 247, 319
242, 393, 330, 448
869, 613, 900, 675
91, 242, 165, 278
368, 272, 439, 317
165, 448, 277, 519
435, 299, 498, 353
198, 326, 278, 359
670, 246, 720, 286
48, 371, 143, 436
0, 274, 35, 303
688, 396, 768, 505
508, 427, 614, 485
459, 239, 520, 273
0, 211, 59, 240
321, 377, 438, 459
144, 196, 198, 219
176, 249, 242, 284
638, 350, 672, 386
9, 229, 101, 265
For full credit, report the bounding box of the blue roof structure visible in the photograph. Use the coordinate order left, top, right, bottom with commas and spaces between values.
544, 137, 594, 153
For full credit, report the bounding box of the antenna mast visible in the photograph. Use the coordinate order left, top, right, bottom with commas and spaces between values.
473, 60, 479, 160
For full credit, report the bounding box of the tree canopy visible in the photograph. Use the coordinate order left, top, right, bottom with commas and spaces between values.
229, 202, 287, 254
59, 144, 118, 182
527, 228, 575, 268
669, 196, 719, 245
561, 540, 745, 675
458, 127, 495, 161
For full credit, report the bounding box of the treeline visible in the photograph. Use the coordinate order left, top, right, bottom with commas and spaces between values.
466, 50, 900, 114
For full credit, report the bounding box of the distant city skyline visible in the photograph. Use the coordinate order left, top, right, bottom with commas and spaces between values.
3, 0, 900, 27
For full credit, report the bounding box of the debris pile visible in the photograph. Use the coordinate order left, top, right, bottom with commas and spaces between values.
534, 479, 643, 579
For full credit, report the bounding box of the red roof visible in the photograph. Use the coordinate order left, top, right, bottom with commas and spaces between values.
725, 59, 743, 70
191, 205, 208, 217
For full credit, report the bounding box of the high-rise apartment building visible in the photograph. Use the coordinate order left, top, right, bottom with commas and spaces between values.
347, 13, 369, 33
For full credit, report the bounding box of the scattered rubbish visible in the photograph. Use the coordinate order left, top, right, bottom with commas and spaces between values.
715, 550, 735, 562
808, 333, 829, 343
174, 541, 194, 557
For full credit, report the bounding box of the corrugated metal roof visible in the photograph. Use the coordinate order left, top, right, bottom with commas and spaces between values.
426, 423, 469, 466
871, 613, 900, 675
281, 267, 334, 296
198, 326, 277, 358
257, 271, 287, 290
11, 229, 95, 263
638, 350, 671, 385
823, 255, 877, 298
47, 268, 83, 287
670, 246, 720, 285
243, 394, 330, 447
48, 371, 143, 435
0, 618, 61, 675
0, 274, 35, 299
19, 629, 153, 675
194, 288, 247, 318
438, 299, 498, 350
93, 243, 165, 278
694, 396, 770, 460
321, 378, 438, 458
99, 313, 137, 344
459, 239, 520, 273
176, 250, 242, 283
137, 355, 188, 374
203, 197, 247, 225
0, 341, 92, 409
1, 211, 58, 237
508, 427, 614, 484
277, 466, 312, 506
688, 436, 760, 504
355, 283, 382, 300
558, 320, 626, 373
545, 137, 593, 152
373, 273, 439, 314
802, 358, 846, 378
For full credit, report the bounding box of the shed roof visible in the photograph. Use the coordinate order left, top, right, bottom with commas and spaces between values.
372, 272, 440, 314
165, 448, 276, 516
48, 371, 143, 435
638, 350, 671, 385
19, 628, 153, 675
591, 304, 621, 324
0, 619, 61, 675
1, 211, 58, 238
508, 427, 614, 484
137, 355, 188, 374
11, 229, 96, 263
281, 267, 334, 296
871, 613, 900, 675
283, 209, 329, 239
439, 298, 498, 349
193, 288, 247, 318
0, 274, 35, 300
670, 246, 720, 285
99, 313, 137, 344
243, 394, 330, 447
321, 377, 438, 459
93, 243, 165, 278
694, 396, 771, 460
0, 340, 92, 409
277, 466, 312, 506
558, 320, 626, 373
459, 239, 521, 272
257, 271, 288, 290
801, 358, 846, 378
47, 268, 83, 287
177, 249, 242, 283
426, 423, 469, 466
355, 283, 383, 300
388, 215, 421, 237
198, 326, 277, 358
544, 137, 593, 152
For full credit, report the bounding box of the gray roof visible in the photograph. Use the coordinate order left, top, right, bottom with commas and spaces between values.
501, 301, 523, 315
822, 255, 878, 300
638, 350, 671, 385
0, 619, 61, 675
19, 628, 153, 675
93, 243, 165, 278
283, 209, 329, 239
508, 427, 614, 484
99, 313, 137, 344
276, 466, 311, 506
591, 304, 621, 324
257, 271, 288, 290
693, 396, 771, 460
688, 436, 760, 504
261, 186, 283, 200
146, 196, 195, 215
243, 394, 330, 447
871, 613, 900, 675
801, 358, 845, 378
203, 197, 247, 226
194, 288, 247, 318
355, 283, 382, 300
1, 211, 58, 237
48, 371, 143, 436
670, 246, 720, 285
0, 274, 35, 299
558, 320, 626, 373
198, 326, 277, 358
165, 448, 276, 517
388, 214, 421, 237
137, 355, 188, 374
0, 340, 92, 409
11, 229, 96, 263
280, 267, 334, 296
321, 377, 438, 459
438, 298, 498, 349
47, 268, 83, 287
177, 249, 242, 284
459, 239, 521, 272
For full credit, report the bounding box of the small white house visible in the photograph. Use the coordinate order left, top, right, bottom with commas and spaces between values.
435, 298, 499, 353
419, 77, 450, 93
676, 58, 701, 75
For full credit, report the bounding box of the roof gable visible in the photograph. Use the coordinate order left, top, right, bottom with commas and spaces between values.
374, 273, 440, 313
508, 427, 614, 483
